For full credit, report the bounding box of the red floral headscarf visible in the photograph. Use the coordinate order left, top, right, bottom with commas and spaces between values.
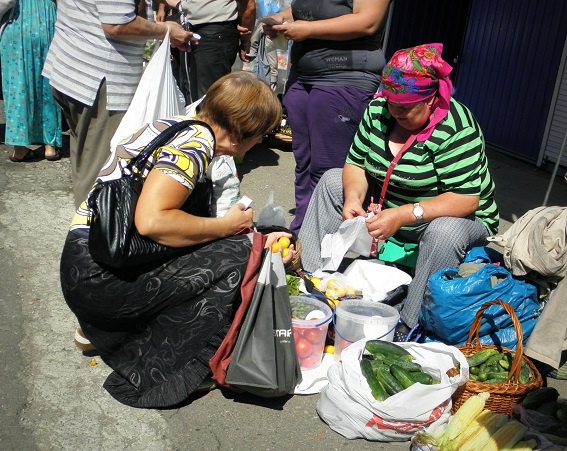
378, 43, 453, 142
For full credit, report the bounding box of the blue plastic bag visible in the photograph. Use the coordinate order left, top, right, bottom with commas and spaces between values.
420, 263, 540, 350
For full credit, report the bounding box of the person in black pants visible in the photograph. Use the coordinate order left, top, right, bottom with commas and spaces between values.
179, 0, 256, 102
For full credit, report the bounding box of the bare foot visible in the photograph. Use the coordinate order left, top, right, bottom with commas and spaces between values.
44, 144, 61, 161
9, 146, 41, 162
12, 146, 31, 160
44, 145, 57, 159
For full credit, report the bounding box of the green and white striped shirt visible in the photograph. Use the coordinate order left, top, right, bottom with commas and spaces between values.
346, 97, 499, 235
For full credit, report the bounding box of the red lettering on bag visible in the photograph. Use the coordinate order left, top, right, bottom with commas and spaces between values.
365, 401, 448, 431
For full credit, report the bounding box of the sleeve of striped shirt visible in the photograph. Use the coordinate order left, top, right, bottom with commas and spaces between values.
97, 0, 138, 25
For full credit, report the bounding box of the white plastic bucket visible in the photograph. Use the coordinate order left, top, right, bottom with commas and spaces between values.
334, 299, 400, 360
290, 296, 333, 371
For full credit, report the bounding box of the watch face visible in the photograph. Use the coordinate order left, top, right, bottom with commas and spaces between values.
414, 204, 424, 218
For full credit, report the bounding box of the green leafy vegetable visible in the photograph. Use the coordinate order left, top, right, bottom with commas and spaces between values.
286, 275, 301, 297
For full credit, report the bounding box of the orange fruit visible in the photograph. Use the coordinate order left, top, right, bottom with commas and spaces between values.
282, 248, 290, 259
271, 242, 281, 253
277, 236, 291, 250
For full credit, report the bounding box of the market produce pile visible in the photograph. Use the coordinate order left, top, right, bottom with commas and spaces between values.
413, 393, 533, 450
360, 340, 438, 401
279, 248, 567, 448
350, 337, 567, 448
467, 348, 536, 384
411, 386, 567, 449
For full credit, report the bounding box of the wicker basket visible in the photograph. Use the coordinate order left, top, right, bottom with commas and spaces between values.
451, 299, 543, 415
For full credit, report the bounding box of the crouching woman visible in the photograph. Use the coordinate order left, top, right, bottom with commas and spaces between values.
60, 72, 293, 408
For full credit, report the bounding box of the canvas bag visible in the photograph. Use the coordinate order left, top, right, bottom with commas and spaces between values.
225, 249, 302, 397
209, 231, 267, 388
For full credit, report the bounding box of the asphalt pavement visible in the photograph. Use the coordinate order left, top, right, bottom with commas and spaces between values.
1, 99, 567, 451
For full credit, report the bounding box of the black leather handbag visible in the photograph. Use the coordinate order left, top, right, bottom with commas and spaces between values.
87, 119, 214, 269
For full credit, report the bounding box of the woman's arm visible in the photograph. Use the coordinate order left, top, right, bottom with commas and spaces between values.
366, 193, 480, 241
134, 170, 254, 247
135, 170, 297, 263
272, 0, 390, 42
342, 163, 369, 220
262, 7, 293, 38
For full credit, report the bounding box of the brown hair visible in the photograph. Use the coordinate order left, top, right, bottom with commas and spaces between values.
198, 71, 282, 144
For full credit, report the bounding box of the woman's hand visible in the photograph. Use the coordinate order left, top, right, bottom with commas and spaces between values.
342, 198, 366, 220
342, 163, 368, 219
264, 231, 296, 265
262, 8, 293, 38
364, 192, 481, 240
223, 203, 254, 234
365, 208, 405, 241
272, 21, 310, 42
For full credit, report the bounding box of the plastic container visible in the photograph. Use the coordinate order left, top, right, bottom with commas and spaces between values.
334, 299, 400, 360
290, 296, 333, 371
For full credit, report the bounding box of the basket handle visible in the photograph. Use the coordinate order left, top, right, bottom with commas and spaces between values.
465, 299, 524, 383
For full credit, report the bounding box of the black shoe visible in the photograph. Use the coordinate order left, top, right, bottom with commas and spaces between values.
393, 322, 411, 343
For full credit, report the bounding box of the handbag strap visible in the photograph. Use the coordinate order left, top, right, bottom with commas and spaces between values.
372, 133, 416, 208
124, 119, 215, 174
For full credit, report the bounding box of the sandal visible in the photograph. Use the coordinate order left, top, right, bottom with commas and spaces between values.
45, 148, 62, 161
9, 148, 42, 163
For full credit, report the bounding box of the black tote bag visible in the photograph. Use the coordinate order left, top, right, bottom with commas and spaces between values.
225, 249, 302, 397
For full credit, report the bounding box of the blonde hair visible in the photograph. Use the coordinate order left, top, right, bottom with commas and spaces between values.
198, 71, 282, 144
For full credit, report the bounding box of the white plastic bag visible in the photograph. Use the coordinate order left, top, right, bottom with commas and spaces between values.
316, 339, 468, 441
293, 353, 334, 395
110, 31, 186, 150
185, 95, 204, 117
206, 156, 241, 217
257, 190, 286, 228
342, 260, 412, 301
320, 215, 374, 271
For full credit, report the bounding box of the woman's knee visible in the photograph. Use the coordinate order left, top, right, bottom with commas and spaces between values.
421, 217, 487, 252
317, 168, 343, 198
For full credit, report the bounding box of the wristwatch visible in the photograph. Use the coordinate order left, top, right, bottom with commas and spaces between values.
413, 202, 424, 224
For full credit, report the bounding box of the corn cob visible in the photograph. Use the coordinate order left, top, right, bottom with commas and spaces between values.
484, 420, 527, 451
458, 412, 509, 451
440, 409, 493, 451
438, 392, 490, 450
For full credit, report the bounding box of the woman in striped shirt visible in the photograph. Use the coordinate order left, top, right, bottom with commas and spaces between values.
298, 44, 499, 341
